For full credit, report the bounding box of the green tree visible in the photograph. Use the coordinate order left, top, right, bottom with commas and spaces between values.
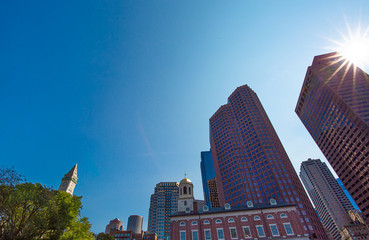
97, 232, 115, 240
0, 182, 94, 240
0, 166, 26, 186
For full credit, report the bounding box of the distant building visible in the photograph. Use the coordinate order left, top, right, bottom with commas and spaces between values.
210, 84, 327, 239
207, 178, 220, 208
200, 151, 219, 208
148, 182, 179, 240
105, 218, 123, 234
109, 230, 157, 240
340, 210, 369, 240
337, 178, 360, 211
295, 52, 369, 218
127, 215, 143, 234
171, 176, 309, 240
58, 164, 78, 195
300, 159, 354, 240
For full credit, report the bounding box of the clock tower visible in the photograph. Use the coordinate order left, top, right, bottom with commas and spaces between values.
178, 175, 194, 213
58, 164, 78, 195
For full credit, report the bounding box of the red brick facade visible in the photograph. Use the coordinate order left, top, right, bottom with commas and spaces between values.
171, 203, 309, 240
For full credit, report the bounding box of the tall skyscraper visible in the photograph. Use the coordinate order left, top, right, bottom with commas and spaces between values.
300, 158, 354, 240
58, 164, 78, 195
148, 182, 179, 240
210, 85, 327, 239
295, 52, 369, 218
337, 178, 360, 210
200, 151, 217, 208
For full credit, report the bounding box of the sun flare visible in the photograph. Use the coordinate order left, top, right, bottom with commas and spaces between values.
326, 20, 369, 71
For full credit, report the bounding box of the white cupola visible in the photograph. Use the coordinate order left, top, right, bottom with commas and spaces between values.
178, 175, 194, 213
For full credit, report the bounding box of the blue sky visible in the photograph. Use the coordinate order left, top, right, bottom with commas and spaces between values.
1, 0, 369, 233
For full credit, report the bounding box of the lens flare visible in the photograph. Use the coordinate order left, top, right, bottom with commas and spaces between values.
326, 20, 369, 71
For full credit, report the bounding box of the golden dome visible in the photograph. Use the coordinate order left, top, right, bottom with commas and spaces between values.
180, 176, 192, 184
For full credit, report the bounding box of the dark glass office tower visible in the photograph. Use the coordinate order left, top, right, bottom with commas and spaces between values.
296, 52, 369, 218
210, 84, 328, 239
200, 151, 216, 208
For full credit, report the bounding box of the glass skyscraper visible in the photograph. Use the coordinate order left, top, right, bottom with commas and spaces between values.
210, 84, 327, 239
148, 182, 179, 240
296, 52, 369, 219
200, 150, 216, 208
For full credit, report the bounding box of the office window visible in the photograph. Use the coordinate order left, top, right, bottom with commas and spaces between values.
283, 223, 294, 235
192, 230, 199, 240
256, 225, 266, 237
230, 227, 238, 239
270, 224, 279, 236
217, 228, 224, 240
180, 231, 186, 240
243, 226, 251, 238
204, 229, 211, 240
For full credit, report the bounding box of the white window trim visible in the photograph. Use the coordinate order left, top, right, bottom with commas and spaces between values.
180, 221, 186, 226
180, 230, 186, 240
283, 222, 294, 235
204, 220, 210, 225
254, 215, 261, 220
243, 226, 252, 238
229, 227, 238, 239
256, 225, 266, 237
192, 221, 197, 225
280, 213, 287, 218
228, 218, 235, 223
192, 230, 199, 240
269, 224, 279, 236
215, 219, 222, 224
241, 217, 248, 221
267, 214, 274, 219
216, 228, 225, 240
204, 229, 211, 240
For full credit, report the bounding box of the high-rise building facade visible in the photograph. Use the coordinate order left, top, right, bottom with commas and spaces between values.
295, 52, 369, 218
210, 85, 328, 239
300, 158, 354, 240
337, 178, 360, 210
208, 178, 220, 208
148, 182, 179, 240
58, 164, 78, 195
200, 151, 217, 208
127, 215, 143, 234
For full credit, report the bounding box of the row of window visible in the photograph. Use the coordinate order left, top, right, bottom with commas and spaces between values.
179, 213, 288, 226
179, 223, 294, 240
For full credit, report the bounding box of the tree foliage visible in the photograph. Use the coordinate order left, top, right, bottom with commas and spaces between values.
97, 232, 115, 240
0, 182, 94, 240
0, 166, 26, 186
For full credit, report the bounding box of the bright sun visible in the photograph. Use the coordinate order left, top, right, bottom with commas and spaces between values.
326, 21, 369, 71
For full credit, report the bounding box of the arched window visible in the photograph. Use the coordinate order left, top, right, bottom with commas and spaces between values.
183, 186, 187, 194
192, 221, 197, 225
180, 221, 185, 226
280, 213, 287, 218
215, 219, 222, 224
189, 187, 191, 194
254, 216, 261, 221
267, 214, 274, 219
241, 217, 247, 222
228, 218, 235, 223
180, 188, 182, 195
204, 220, 210, 224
